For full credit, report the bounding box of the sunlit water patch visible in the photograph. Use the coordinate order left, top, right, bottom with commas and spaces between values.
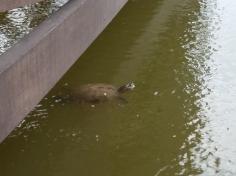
0, 0, 69, 54
181, 0, 236, 175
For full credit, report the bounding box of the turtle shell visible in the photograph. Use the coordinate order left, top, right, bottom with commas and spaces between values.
73, 83, 120, 103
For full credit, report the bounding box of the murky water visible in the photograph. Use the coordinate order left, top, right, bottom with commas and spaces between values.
1, 0, 236, 175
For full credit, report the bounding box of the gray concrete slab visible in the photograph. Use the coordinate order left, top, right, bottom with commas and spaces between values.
0, 0, 127, 142
0, 0, 42, 12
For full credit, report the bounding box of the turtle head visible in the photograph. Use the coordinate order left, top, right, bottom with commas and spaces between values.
117, 82, 135, 93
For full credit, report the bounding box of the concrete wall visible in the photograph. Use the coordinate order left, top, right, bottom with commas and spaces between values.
0, 0, 127, 142
0, 0, 42, 12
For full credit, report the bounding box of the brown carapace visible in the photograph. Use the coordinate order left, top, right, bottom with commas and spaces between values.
72, 82, 135, 103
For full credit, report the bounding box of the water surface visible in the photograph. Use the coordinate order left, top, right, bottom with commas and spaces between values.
0, 0, 69, 54
0, 0, 236, 175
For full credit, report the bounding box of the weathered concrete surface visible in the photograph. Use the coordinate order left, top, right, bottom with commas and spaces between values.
0, 0, 42, 12
0, 0, 127, 142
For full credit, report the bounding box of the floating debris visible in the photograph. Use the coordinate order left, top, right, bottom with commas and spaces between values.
95, 134, 100, 142
154, 91, 159, 96
154, 165, 169, 176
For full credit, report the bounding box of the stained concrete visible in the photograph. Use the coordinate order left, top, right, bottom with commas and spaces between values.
0, 0, 42, 12
0, 0, 127, 142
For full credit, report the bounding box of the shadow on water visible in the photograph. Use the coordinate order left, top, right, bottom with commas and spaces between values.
1, 0, 236, 176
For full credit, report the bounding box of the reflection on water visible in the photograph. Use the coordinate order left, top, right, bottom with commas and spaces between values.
1, 0, 236, 175
0, 0, 69, 54
181, 0, 236, 175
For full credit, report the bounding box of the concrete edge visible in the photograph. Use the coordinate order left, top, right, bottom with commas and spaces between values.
0, 0, 128, 142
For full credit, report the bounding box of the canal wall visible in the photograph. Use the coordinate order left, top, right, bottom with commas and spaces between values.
0, 0, 42, 12
0, 0, 127, 142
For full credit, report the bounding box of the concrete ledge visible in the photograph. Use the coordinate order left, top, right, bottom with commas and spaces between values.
0, 0, 42, 12
0, 0, 127, 142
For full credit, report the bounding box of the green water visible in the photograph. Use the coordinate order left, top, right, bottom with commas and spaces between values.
1, 0, 236, 175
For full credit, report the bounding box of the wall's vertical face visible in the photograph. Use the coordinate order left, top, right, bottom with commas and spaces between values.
0, 0, 128, 142
0, 0, 42, 12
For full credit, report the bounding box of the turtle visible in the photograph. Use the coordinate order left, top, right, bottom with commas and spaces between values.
71, 82, 135, 103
